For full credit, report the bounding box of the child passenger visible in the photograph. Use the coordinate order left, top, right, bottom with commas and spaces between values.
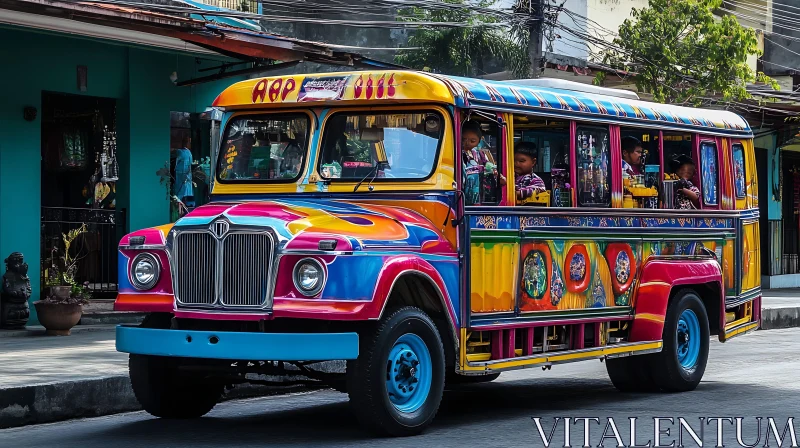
514, 142, 546, 200
672, 154, 700, 209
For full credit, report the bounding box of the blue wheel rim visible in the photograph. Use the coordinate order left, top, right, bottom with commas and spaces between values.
677, 308, 701, 370
385, 333, 432, 413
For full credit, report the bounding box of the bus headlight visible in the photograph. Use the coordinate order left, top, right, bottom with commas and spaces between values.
131, 253, 160, 290
293, 258, 324, 296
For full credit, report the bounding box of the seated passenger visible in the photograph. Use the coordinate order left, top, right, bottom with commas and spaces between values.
621, 136, 643, 176
461, 120, 505, 204
514, 142, 546, 200
672, 155, 700, 209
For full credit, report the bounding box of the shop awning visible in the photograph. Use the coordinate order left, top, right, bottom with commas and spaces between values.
0, 0, 403, 75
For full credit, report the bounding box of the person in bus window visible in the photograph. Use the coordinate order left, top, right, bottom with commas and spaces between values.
672, 155, 700, 209
621, 136, 643, 176
514, 142, 546, 200
461, 120, 505, 204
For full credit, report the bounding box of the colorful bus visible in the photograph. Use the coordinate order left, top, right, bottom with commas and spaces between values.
115, 71, 761, 436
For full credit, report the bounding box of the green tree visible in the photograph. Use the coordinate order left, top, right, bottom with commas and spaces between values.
596, 0, 778, 104
395, 0, 529, 78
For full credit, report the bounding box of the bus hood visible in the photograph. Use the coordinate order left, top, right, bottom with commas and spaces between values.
172, 199, 453, 253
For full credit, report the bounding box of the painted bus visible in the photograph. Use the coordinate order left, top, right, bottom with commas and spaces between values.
115, 71, 761, 436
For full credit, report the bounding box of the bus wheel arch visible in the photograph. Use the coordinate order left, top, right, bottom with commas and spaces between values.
381, 272, 458, 372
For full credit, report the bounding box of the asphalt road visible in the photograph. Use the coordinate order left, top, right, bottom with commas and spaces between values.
3, 328, 799, 448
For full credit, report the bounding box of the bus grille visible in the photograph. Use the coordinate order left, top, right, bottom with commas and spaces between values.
173, 231, 273, 308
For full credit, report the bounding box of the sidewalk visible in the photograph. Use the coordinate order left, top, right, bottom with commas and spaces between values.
1, 291, 799, 429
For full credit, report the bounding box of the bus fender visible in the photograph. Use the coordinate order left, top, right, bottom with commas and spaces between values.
628, 258, 723, 342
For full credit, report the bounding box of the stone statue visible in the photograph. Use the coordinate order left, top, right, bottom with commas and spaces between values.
1, 252, 31, 329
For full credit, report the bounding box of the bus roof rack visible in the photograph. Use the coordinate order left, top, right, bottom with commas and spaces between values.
505, 78, 641, 101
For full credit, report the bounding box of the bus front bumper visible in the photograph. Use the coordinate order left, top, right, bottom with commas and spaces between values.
116, 325, 359, 361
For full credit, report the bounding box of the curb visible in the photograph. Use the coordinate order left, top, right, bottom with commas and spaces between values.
0, 374, 331, 430
760, 306, 800, 331
0, 325, 116, 338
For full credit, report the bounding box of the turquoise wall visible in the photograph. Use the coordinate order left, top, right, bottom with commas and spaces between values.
0, 27, 242, 324
755, 133, 781, 220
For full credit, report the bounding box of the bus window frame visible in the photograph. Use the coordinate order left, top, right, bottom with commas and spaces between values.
316, 108, 446, 184
698, 137, 721, 209
574, 123, 613, 208
731, 140, 747, 200
215, 109, 315, 185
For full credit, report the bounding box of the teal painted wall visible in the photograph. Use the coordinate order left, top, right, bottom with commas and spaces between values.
755, 133, 781, 220
0, 27, 243, 324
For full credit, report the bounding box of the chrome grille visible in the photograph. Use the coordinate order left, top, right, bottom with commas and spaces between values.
222, 233, 273, 307
174, 232, 217, 305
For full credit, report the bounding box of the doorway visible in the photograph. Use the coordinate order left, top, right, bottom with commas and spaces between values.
168, 111, 212, 222
40, 92, 125, 300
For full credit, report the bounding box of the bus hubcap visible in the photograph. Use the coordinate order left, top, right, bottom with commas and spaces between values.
677, 309, 701, 370
386, 333, 432, 413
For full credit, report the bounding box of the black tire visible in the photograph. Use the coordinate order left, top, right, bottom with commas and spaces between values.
605, 355, 659, 392
649, 289, 710, 392
446, 372, 500, 386
346, 306, 445, 437
129, 354, 223, 419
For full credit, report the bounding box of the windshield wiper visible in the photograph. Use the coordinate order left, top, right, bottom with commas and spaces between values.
353, 164, 381, 192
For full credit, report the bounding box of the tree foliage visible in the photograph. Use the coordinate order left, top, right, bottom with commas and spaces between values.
596, 0, 778, 105
395, 0, 529, 78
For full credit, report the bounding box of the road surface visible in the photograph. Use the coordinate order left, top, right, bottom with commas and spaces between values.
3, 328, 799, 447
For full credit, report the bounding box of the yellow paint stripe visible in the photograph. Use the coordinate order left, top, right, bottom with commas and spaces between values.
466, 353, 491, 362
725, 322, 759, 339
634, 313, 665, 324
465, 341, 663, 371
725, 316, 752, 330
638, 281, 671, 288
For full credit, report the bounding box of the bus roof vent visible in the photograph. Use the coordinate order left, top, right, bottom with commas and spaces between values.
505, 78, 640, 101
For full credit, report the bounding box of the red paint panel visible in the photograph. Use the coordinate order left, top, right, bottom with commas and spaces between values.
504, 329, 515, 359
629, 259, 723, 342
491, 331, 503, 360
114, 293, 173, 312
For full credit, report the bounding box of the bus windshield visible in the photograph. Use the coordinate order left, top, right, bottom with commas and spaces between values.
217, 114, 309, 182
318, 111, 442, 180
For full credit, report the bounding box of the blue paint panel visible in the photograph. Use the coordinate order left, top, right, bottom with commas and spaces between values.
321, 255, 384, 300
429, 259, 460, 326
514, 214, 737, 230
118, 252, 132, 291
116, 326, 359, 361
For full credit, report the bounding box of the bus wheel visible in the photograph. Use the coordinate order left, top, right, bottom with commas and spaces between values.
605, 356, 658, 392
651, 289, 710, 392
346, 306, 445, 437
129, 354, 223, 419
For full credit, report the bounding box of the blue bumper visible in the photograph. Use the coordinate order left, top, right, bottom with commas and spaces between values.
116, 326, 359, 361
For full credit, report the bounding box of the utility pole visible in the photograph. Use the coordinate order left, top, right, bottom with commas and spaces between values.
527, 0, 544, 78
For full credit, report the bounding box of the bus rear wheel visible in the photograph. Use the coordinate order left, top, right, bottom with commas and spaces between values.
346, 306, 445, 437
651, 289, 710, 392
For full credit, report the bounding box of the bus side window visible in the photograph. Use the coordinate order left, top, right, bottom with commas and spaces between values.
575, 125, 611, 207
733, 143, 746, 199
462, 117, 504, 206
512, 115, 569, 207
700, 141, 719, 206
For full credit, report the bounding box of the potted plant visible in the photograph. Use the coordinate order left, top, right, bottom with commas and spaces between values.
34, 224, 92, 336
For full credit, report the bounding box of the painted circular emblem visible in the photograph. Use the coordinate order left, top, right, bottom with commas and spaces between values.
569, 253, 586, 282
615, 251, 631, 284
523, 250, 548, 300
565, 244, 591, 293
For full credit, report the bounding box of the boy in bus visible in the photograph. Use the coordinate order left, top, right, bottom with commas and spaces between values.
621, 136, 643, 176
672, 154, 700, 209
514, 141, 546, 200
461, 120, 505, 204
